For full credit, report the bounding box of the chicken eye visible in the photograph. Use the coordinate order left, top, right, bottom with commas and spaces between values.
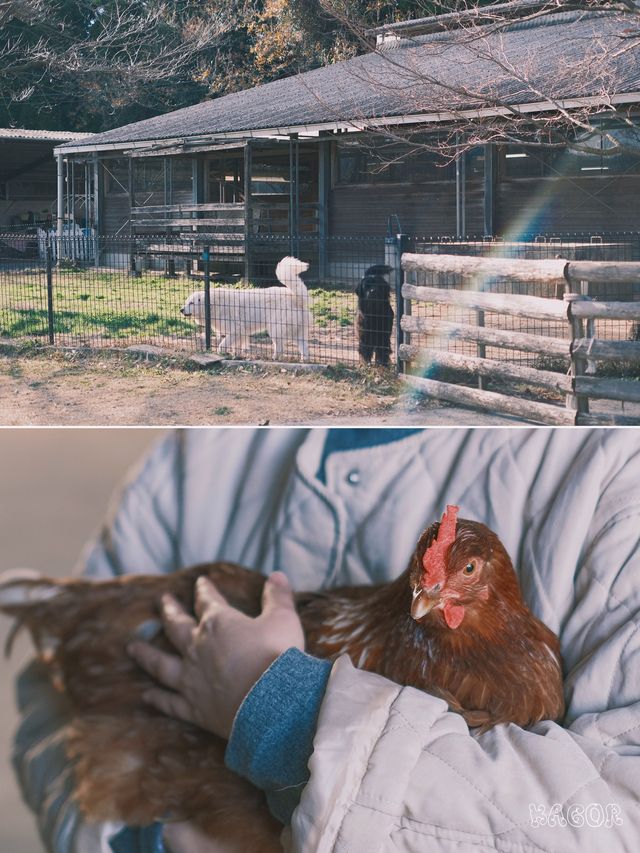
463, 562, 475, 575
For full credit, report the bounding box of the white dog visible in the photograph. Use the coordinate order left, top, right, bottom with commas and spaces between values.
180, 257, 312, 360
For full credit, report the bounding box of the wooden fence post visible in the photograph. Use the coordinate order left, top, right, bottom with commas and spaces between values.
564, 291, 590, 416
476, 309, 486, 390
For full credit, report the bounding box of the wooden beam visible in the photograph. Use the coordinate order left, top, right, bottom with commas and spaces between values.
571, 338, 640, 363
399, 346, 571, 393
132, 203, 244, 214
131, 219, 245, 229
574, 375, 640, 404
402, 283, 568, 321
576, 411, 640, 426
566, 262, 640, 286
402, 253, 568, 284
401, 316, 569, 357
402, 374, 575, 425
569, 300, 640, 321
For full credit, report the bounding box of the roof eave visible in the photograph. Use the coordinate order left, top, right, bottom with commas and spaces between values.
55, 91, 640, 157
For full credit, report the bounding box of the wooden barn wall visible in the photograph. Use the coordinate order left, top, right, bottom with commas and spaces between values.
495, 176, 640, 235
102, 193, 130, 236
328, 180, 484, 237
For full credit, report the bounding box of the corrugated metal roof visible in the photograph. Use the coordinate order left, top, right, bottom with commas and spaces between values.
58, 9, 640, 152
0, 128, 91, 142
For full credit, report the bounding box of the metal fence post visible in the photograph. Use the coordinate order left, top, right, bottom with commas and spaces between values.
45, 238, 55, 345
203, 245, 212, 351
386, 232, 407, 374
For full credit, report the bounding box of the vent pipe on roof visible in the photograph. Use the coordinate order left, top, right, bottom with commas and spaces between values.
376, 31, 401, 47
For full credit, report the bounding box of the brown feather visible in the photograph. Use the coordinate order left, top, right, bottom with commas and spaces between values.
0, 519, 564, 849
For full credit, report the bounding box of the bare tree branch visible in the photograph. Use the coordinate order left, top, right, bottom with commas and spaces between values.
312, 0, 640, 162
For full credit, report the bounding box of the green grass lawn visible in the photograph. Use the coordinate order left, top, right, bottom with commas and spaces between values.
0, 270, 356, 345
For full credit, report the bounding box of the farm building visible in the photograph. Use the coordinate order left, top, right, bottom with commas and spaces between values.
53, 0, 640, 278
0, 129, 90, 232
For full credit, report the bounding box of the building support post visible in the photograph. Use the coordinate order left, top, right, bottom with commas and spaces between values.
244, 140, 252, 283
128, 157, 139, 275
84, 161, 89, 232
56, 154, 64, 264
93, 154, 100, 269
295, 135, 300, 257
289, 135, 295, 256
193, 156, 205, 204
483, 144, 496, 238
70, 158, 76, 262
318, 135, 331, 281
189, 157, 205, 278
455, 146, 466, 239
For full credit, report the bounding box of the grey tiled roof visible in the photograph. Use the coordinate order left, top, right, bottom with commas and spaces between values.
60, 9, 640, 151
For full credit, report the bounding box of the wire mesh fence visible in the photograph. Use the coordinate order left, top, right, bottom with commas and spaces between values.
1, 230, 639, 372
0, 232, 395, 366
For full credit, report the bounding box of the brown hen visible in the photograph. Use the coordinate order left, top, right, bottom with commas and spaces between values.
0, 506, 564, 851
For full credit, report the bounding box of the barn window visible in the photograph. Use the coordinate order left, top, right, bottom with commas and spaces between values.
551, 126, 640, 176
133, 158, 164, 196
503, 146, 547, 178
335, 139, 454, 185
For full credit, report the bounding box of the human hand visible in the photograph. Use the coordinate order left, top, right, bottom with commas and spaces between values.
127, 572, 304, 740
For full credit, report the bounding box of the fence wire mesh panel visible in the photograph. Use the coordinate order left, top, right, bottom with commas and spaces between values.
405, 233, 640, 379
0, 232, 398, 367
0, 234, 202, 350
0, 234, 50, 340
247, 234, 393, 366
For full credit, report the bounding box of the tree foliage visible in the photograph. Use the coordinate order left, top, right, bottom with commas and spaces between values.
0, 0, 432, 131
2, 0, 630, 156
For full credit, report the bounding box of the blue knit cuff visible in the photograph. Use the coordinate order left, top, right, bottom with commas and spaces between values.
224, 648, 332, 824
109, 823, 165, 853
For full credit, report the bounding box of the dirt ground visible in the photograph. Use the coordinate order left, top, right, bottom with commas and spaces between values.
0, 345, 522, 426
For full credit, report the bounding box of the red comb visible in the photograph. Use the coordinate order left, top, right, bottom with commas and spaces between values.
421, 505, 459, 589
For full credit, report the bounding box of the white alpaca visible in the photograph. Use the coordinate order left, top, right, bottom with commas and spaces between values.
180, 257, 311, 360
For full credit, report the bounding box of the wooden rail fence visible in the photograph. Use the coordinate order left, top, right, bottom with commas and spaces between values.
399, 253, 640, 425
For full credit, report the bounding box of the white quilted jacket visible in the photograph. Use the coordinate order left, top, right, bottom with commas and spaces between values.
13, 428, 640, 853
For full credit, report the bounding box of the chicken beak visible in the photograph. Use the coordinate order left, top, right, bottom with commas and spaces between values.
411, 587, 440, 621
